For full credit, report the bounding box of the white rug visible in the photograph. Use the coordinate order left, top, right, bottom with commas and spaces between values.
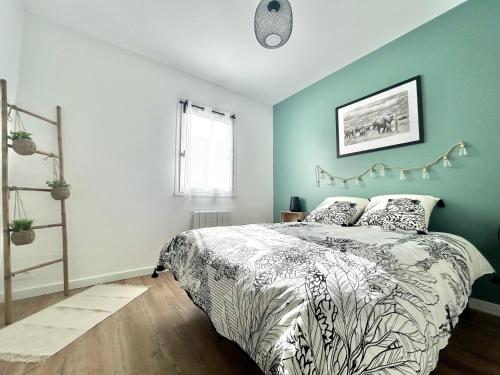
0, 284, 149, 362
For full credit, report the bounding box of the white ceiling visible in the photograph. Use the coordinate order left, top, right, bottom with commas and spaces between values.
23, 0, 464, 105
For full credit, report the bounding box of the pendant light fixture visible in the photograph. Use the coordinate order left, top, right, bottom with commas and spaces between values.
254, 0, 293, 49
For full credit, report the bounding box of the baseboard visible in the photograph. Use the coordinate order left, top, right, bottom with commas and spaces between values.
469, 298, 500, 317
0, 266, 154, 302
4, 270, 499, 317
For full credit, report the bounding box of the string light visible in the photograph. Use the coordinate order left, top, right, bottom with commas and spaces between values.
315, 141, 467, 188
459, 142, 468, 156
422, 167, 430, 180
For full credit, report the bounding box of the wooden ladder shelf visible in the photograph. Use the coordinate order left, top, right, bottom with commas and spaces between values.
1, 79, 69, 325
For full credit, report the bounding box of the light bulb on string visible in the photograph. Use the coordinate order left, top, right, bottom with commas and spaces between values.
459, 142, 468, 156
421, 167, 430, 180
314, 141, 468, 188
443, 156, 452, 167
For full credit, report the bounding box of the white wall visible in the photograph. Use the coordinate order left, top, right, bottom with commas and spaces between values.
0, 0, 24, 99
2, 13, 273, 300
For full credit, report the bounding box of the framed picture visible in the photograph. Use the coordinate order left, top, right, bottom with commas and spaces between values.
336, 76, 423, 158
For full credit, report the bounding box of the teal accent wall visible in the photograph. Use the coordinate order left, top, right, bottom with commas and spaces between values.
273, 0, 500, 304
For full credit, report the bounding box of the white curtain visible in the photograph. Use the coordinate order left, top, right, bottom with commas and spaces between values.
180, 101, 234, 197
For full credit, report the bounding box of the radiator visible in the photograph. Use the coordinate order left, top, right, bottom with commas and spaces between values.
191, 210, 232, 229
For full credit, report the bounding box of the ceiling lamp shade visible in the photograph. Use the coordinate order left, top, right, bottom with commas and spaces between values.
254, 0, 293, 49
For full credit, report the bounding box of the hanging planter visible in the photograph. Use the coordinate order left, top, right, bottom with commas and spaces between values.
47, 179, 71, 200
10, 190, 35, 246
46, 155, 71, 200
10, 219, 36, 246
8, 110, 37, 155
9, 131, 37, 156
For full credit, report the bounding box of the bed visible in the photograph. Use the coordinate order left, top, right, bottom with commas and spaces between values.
156, 222, 493, 375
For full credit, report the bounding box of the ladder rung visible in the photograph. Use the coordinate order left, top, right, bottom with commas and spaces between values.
10, 258, 64, 277
8, 223, 63, 232
32, 223, 63, 230
7, 104, 58, 126
34, 150, 61, 158
9, 186, 51, 192
7, 144, 60, 158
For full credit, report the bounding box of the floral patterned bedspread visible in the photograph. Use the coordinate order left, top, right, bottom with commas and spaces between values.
157, 222, 493, 375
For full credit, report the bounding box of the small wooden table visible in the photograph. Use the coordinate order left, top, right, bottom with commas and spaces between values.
280, 211, 307, 223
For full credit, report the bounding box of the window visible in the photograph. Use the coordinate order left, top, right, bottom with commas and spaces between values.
175, 101, 235, 197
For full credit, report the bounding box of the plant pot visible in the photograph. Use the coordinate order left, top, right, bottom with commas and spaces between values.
11, 230, 35, 246
12, 138, 36, 155
50, 186, 70, 200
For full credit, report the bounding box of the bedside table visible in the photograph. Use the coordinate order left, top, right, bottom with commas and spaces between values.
280, 211, 307, 223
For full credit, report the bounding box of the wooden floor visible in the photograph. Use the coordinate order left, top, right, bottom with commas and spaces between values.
0, 273, 499, 375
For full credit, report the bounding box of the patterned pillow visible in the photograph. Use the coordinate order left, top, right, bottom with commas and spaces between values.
356, 195, 440, 233
304, 200, 361, 226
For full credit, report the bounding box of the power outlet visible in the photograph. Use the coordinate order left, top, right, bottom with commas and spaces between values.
492, 274, 500, 285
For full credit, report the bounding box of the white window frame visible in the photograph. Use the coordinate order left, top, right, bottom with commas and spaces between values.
174, 100, 236, 198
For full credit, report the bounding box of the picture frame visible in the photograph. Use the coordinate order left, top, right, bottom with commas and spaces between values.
335, 76, 423, 158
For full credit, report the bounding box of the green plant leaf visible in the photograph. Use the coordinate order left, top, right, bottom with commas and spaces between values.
46, 179, 71, 188
9, 218, 34, 231
8, 130, 32, 140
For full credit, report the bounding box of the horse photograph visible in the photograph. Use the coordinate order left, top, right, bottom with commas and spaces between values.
336, 76, 423, 158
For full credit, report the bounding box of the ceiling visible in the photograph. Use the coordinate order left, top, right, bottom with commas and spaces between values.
23, 0, 464, 105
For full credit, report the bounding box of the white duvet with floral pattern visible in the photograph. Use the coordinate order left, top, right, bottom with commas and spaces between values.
157, 223, 493, 375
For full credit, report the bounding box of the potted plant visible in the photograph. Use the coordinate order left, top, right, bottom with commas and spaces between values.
47, 179, 71, 200
10, 218, 35, 246
8, 130, 37, 155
